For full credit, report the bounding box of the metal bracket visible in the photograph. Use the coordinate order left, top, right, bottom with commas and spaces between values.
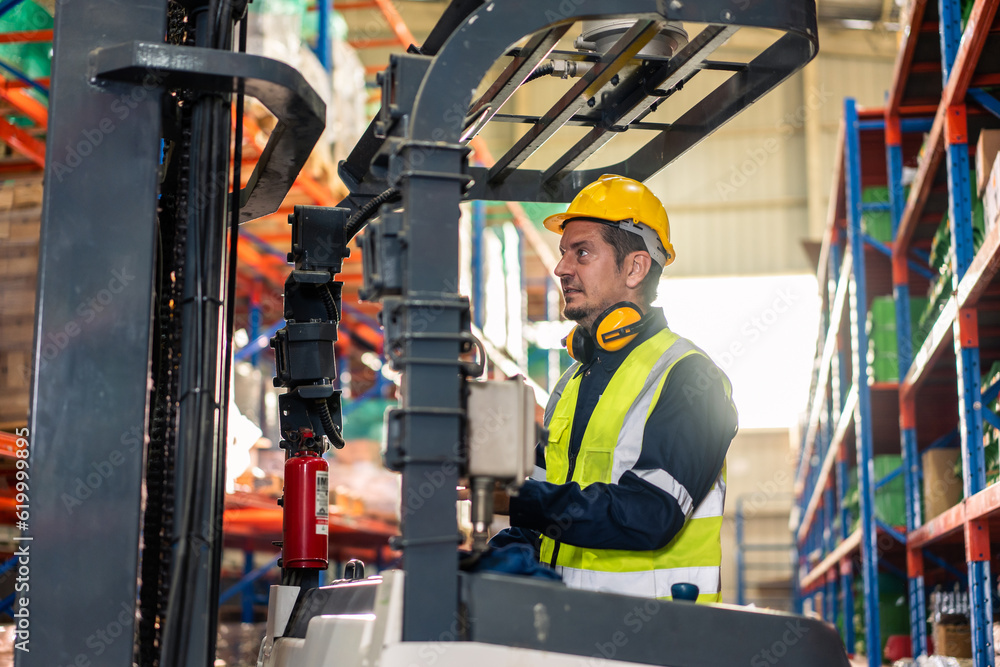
383, 405, 466, 472
359, 209, 405, 301
376, 53, 433, 139
380, 295, 483, 374
89, 41, 326, 222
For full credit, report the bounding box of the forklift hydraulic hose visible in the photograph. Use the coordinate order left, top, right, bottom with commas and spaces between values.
523, 61, 555, 83
345, 187, 400, 240
319, 399, 346, 449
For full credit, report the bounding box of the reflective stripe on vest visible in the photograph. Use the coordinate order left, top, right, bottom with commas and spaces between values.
539, 327, 733, 603
558, 564, 721, 601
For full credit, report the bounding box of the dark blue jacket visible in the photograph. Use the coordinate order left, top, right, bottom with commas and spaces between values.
492, 309, 738, 555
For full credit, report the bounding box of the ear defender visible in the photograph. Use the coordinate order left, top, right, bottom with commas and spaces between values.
593, 302, 645, 351
562, 302, 648, 362
563, 325, 594, 363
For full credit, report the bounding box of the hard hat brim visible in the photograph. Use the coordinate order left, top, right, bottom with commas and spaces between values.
542, 212, 578, 234
543, 213, 621, 234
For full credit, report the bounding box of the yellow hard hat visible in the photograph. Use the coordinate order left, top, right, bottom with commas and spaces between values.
543, 174, 675, 267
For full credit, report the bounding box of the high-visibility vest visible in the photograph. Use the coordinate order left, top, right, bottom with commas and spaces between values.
538, 326, 733, 603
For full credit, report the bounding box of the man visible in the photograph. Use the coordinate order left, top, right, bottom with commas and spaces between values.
493, 174, 738, 603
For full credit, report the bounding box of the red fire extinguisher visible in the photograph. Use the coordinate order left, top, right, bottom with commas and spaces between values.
282, 450, 330, 570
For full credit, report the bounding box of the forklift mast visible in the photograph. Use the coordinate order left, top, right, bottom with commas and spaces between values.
22, 1, 824, 666
332, 0, 818, 643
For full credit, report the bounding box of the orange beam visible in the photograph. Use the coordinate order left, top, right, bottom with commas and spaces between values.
0, 29, 52, 44
241, 115, 339, 206
371, 0, 416, 48
0, 117, 44, 166
0, 160, 40, 174
238, 241, 288, 288
0, 87, 46, 127
242, 115, 268, 152
0, 431, 22, 459
0, 77, 48, 92
348, 37, 402, 50
293, 175, 338, 207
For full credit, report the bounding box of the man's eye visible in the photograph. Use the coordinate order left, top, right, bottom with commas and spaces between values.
578, 249, 588, 257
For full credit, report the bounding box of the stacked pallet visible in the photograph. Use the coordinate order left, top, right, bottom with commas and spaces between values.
0, 176, 42, 430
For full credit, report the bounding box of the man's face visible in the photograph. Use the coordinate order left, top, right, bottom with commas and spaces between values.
554, 220, 628, 330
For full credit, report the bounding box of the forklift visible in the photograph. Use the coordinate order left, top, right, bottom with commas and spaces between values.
23, 0, 848, 665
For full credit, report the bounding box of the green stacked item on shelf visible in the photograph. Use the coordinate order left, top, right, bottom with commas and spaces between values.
955, 363, 1000, 486
962, 0, 975, 30
862, 186, 893, 243
853, 578, 864, 656
982, 362, 1000, 485
0, 1, 52, 100
874, 455, 906, 527
867, 297, 898, 383
845, 476, 859, 532
846, 457, 906, 530
909, 296, 931, 352
953, 444, 1000, 490
927, 170, 984, 274
865, 296, 930, 382
928, 214, 952, 274
919, 265, 954, 341
853, 574, 910, 659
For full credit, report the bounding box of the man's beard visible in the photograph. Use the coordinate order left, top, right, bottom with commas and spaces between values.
564, 303, 597, 330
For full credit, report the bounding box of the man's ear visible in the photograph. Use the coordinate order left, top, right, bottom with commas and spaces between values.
625, 252, 652, 290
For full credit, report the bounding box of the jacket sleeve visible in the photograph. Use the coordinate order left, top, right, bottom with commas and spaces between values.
507, 354, 737, 551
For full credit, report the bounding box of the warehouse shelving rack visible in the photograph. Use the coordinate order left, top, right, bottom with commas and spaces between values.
794, 102, 935, 666
886, 0, 1000, 665
797, 2, 1000, 666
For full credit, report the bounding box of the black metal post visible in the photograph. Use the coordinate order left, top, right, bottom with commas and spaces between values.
20, 1, 167, 665
392, 141, 468, 640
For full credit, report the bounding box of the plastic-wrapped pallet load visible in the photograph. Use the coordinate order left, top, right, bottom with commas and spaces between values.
954, 363, 1000, 486
0, 0, 52, 94
862, 186, 893, 243
929, 586, 973, 659
981, 362, 1000, 485
866, 296, 929, 383
853, 574, 910, 659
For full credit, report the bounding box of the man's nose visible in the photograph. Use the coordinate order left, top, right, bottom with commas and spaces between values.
554, 254, 571, 279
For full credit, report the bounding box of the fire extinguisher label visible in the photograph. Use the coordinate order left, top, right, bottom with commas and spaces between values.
315, 470, 329, 535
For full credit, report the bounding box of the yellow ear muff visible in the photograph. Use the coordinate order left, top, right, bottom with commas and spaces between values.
594, 302, 645, 352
